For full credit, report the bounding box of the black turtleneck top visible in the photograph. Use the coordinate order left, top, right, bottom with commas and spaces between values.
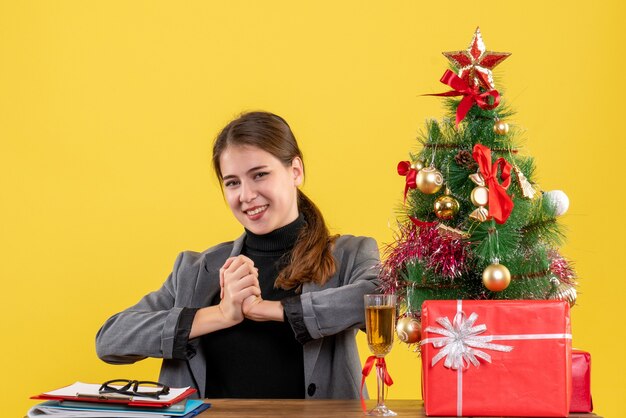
201, 215, 306, 398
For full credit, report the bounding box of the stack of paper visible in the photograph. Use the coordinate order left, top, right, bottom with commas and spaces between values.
28, 382, 209, 418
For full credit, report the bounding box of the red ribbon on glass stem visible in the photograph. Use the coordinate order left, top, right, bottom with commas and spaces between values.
397, 161, 417, 201
472, 143, 514, 224
426, 70, 501, 127
360, 355, 394, 413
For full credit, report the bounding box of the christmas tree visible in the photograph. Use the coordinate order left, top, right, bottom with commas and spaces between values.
382, 28, 578, 345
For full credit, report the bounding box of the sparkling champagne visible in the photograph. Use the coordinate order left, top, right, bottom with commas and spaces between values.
365, 306, 395, 356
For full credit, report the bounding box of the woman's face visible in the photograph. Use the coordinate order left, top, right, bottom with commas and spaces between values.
219, 145, 303, 235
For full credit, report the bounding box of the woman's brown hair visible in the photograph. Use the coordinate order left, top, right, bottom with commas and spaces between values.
212, 111, 338, 289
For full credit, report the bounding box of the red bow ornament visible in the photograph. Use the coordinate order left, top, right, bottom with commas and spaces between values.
427, 70, 501, 127
360, 355, 394, 413
409, 216, 438, 229
397, 161, 418, 201
471, 144, 514, 224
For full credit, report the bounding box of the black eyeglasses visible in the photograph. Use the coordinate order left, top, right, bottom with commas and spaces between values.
99, 379, 170, 399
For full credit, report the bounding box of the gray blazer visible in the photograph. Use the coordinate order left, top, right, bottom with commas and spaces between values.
96, 234, 379, 399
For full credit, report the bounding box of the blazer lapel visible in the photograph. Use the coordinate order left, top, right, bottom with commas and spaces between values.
229, 233, 245, 256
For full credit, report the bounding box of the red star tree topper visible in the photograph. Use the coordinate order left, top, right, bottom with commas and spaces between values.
443, 27, 511, 90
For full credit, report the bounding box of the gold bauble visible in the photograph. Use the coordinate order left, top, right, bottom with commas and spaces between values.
411, 161, 425, 171
470, 186, 489, 206
434, 195, 460, 220
396, 316, 422, 344
493, 120, 510, 135
415, 166, 443, 194
482, 263, 511, 292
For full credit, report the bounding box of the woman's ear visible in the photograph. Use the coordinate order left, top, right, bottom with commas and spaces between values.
291, 157, 304, 187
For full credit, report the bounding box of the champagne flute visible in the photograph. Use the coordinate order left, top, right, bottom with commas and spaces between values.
364, 294, 397, 416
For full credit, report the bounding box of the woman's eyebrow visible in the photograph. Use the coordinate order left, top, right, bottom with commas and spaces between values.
222, 165, 269, 181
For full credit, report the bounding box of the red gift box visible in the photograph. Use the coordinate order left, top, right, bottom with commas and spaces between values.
421, 300, 572, 417
570, 349, 593, 412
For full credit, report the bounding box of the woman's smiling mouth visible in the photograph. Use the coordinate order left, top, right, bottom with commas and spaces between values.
244, 205, 268, 217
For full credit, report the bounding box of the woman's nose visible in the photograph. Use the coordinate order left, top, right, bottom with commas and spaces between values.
239, 181, 257, 203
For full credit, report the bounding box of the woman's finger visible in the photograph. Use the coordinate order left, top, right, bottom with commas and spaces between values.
219, 257, 237, 299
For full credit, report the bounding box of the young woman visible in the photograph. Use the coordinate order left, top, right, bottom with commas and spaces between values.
96, 111, 380, 399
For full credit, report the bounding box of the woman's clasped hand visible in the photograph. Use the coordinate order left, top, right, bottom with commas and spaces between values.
218, 255, 262, 323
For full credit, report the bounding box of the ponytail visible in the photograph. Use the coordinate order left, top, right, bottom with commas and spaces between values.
274, 190, 338, 290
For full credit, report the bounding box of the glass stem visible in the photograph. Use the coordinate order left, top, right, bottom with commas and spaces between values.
376, 360, 385, 408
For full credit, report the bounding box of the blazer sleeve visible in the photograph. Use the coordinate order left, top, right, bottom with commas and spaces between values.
95, 251, 202, 364
283, 236, 380, 343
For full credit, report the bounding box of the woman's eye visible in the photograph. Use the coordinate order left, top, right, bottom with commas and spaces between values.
254, 172, 269, 179
224, 180, 239, 188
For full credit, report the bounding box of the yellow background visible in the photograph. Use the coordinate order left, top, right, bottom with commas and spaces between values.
1, 1, 624, 416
